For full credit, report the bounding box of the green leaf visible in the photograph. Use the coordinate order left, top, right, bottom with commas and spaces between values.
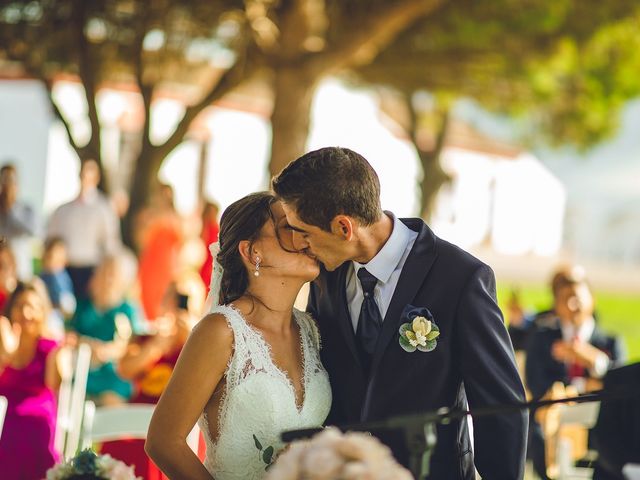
417, 339, 437, 352
426, 324, 440, 341
399, 322, 412, 338
253, 434, 263, 451
263, 446, 274, 465
399, 335, 417, 353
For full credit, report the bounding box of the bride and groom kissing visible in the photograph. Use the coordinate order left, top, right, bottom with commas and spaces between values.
146, 147, 528, 479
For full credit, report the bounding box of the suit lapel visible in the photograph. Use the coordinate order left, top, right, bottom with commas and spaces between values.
368, 219, 438, 377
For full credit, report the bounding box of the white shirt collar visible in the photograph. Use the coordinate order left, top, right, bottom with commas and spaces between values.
352, 213, 414, 284
561, 316, 596, 343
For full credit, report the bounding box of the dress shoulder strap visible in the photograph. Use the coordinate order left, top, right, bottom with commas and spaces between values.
294, 309, 322, 351
209, 304, 246, 334
208, 304, 273, 387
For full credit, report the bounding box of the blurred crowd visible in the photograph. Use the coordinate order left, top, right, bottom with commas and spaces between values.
0, 159, 218, 478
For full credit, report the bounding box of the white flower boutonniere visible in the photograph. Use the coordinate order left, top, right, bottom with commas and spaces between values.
398, 305, 440, 353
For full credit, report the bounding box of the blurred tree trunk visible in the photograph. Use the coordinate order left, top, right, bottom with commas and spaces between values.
120, 42, 253, 249
267, 0, 446, 178
402, 91, 451, 220
269, 67, 317, 179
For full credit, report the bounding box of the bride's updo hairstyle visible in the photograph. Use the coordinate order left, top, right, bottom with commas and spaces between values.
216, 192, 276, 305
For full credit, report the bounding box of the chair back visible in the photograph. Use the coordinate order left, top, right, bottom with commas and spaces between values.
556, 401, 601, 480
82, 401, 200, 453
0, 395, 7, 436
55, 343, 91, 459
83, 402, 155, 444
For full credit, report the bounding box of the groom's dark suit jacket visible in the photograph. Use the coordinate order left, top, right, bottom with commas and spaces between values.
308, 218, 528, 480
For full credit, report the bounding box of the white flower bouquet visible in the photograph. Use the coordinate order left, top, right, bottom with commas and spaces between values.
46, 449, 141, 480
265, 427, 413, 480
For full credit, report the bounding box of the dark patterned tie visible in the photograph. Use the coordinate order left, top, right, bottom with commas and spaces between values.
356, 268, 383, 374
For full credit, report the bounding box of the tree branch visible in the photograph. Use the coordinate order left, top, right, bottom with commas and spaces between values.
48, 90, 83, 154
72, 0, 101, 162
307, 0, 447, 74
133, 18, 153, 151
11, 54, 85, 160
151, 43, 256, 163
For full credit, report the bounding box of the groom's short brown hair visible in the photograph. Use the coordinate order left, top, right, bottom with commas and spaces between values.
272, 147, 383, 231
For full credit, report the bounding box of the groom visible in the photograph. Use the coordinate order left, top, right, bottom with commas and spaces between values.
273, 147, 528, 479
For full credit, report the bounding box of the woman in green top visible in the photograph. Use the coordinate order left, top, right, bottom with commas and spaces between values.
70, 254, 144, 405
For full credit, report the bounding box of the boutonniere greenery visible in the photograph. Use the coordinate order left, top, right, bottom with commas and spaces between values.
399, 305, 440, 353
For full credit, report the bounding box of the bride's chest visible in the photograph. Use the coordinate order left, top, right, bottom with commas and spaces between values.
225, 364, 331, 423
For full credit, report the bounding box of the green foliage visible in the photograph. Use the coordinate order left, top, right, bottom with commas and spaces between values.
0, 0, 244, 87
356, 0, 640, 150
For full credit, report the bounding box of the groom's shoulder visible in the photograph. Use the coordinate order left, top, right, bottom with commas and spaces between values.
403, 217, 489, 274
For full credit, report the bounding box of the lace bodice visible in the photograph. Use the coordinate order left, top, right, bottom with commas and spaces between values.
198, 305, 331, 480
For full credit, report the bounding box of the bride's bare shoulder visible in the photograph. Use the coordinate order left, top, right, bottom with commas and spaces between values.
190, 312, 234, 346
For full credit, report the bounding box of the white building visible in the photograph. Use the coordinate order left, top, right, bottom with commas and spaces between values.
430, 121, 566, 257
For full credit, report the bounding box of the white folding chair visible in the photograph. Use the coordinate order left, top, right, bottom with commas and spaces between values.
0, 395, 7, 437
556, 401, 601, 480
55, 343, 91, 459
82, 401, 200, 453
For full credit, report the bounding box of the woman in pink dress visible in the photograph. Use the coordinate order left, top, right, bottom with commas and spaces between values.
0, 280, 67, 480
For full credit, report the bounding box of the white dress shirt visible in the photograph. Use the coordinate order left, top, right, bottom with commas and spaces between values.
346, 213, 418, 332
47, 190, 121, 267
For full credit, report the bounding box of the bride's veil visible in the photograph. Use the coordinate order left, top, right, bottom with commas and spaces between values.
204, 242, 223, 314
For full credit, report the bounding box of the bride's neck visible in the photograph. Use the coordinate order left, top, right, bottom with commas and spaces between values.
241, 276, 302, 332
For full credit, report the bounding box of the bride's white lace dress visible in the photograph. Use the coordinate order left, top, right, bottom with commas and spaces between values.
198, 305, 332, 480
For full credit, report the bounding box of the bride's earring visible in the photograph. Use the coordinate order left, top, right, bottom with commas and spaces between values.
254, 256, 261, 277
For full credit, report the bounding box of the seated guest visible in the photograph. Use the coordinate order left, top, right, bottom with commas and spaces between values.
39, 236, 76, 321
0, 281, 68, 480
508, 265, 589, 353
70, 254, 143, 406
119, 285, 193, 403
526, 272, 625, 479
104, 286, 195, 479
593, 362, 640, 480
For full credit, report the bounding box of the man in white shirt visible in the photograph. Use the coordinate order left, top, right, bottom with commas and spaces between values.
47, 159, 121, 300
0, 163, 38, 280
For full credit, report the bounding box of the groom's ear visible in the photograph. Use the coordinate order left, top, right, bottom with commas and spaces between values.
330, 215, 354, 241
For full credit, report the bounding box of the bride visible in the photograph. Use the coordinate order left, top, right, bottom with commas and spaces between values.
146, 192, 331, 479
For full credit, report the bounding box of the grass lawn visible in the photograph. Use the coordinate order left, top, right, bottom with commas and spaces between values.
496, 282, 640, 364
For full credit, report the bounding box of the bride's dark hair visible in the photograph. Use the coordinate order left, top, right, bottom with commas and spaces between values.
216, 192, 276, 305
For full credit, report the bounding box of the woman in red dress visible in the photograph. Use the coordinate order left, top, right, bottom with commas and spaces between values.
198, 201, 219, 291
136, 184, 184, 322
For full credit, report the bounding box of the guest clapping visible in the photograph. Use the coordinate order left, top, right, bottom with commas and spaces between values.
0, 281, 70, 479
69, 254, 143, 406
119, 285, 194, 404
